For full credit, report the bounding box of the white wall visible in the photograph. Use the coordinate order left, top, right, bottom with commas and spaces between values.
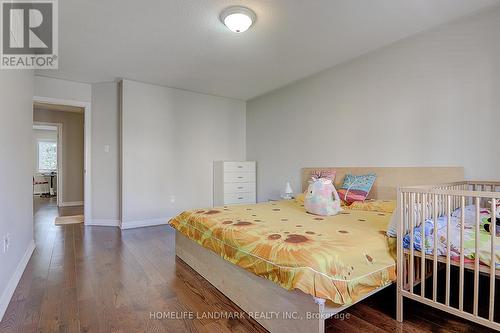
34, 76, 91, 102
247, 8, 500, 201
0, 71, 35, 321
121, 80, 246, 228
90, 82, 120, 225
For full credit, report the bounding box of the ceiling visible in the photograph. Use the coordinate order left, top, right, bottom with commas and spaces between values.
36, 0, 500, 100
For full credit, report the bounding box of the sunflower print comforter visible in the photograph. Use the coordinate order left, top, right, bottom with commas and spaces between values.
169, 200, 396, 305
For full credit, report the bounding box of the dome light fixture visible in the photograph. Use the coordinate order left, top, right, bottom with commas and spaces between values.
220, 6, 256, 33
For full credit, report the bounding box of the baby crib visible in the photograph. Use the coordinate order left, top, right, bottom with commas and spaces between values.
397, 181, 500, 331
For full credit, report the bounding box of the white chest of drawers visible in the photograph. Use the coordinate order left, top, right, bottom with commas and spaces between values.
213, 161, 256, 206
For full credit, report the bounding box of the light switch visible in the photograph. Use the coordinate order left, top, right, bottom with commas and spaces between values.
104, 145, 110, 153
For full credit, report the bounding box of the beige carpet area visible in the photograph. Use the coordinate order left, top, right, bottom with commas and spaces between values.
55, 215, 84, 225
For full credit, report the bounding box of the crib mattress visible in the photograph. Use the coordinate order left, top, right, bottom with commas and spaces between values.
403, 212, 500, 268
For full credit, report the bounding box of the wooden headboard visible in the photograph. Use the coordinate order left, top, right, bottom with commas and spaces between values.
301, 167, 464, 200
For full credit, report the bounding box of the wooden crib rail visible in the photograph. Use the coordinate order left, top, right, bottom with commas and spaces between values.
401, 181, 500, 192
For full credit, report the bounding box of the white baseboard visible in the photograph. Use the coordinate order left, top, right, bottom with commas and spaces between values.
121, 217, 170, 230
60, 201, 84, 207
85, 219, 120, 227
0, 240, 35, 322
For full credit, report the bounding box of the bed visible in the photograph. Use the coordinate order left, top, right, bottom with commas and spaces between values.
171, 167, 463, 333
397, 181, 500, 331
171, 200, 396, 305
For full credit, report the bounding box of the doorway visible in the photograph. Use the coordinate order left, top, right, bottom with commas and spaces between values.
32, 122, 61, 204
32, 98, 91, 223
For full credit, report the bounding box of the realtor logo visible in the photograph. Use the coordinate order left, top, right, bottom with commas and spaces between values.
1, 0, 58, 69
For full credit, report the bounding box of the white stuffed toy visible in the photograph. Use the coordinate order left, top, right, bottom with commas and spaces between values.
304, 178, 343, 216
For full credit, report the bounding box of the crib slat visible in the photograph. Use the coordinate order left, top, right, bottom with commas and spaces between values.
433, 193, 438, 302
445, 195, 451, 306
409, 192, 415, 294
489, 199, 496, 321
397, 190, 404, 321
459, 196, 465, 311
403, 192, 408, 290
421, 193, 426, 298
473, 197, 480, 316
398, 193, 409, 290
398, 191, 404, 289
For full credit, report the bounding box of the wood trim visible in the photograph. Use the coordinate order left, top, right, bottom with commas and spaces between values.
121, 217, 169, 230
85, 219, 120, 227
301, 167, 464, 200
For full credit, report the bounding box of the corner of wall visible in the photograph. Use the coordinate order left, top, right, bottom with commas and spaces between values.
0, 240, 35, 322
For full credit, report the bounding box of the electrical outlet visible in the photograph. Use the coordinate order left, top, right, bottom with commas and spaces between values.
3, 234, 10, 253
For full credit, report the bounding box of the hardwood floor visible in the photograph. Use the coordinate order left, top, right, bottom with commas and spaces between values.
0, 198, 496, 332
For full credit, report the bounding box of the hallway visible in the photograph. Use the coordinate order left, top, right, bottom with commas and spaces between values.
0, 199, 264, 333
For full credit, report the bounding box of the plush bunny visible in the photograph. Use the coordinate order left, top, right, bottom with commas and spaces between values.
304, 178, 343, 216
484, 217, 500, 236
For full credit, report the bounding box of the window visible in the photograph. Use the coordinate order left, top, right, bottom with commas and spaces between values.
38, 141, 57, 172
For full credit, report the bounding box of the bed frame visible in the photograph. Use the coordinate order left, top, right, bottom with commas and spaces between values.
175, 166, 464, 333
397, 181, 500, 331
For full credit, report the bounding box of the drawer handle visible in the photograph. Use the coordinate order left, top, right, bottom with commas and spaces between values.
237, 187, 243, 189
237, 176, 243, 179
237, 165, 243, 168
238, 197, 243, 200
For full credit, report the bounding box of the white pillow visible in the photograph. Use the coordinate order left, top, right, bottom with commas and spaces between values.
386, 213, 397, 237
386, 202, 439, 238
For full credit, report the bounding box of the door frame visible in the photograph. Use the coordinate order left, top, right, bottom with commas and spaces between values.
33, 121, 63, 205
33, 96, 92, 223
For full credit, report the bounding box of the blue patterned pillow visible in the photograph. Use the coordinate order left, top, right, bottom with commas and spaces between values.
338, 173, 377, 204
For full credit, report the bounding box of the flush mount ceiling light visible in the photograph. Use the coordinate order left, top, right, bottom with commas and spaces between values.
220, 6, 256, 33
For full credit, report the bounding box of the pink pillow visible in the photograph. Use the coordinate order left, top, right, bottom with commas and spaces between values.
310, 169, 336, 181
